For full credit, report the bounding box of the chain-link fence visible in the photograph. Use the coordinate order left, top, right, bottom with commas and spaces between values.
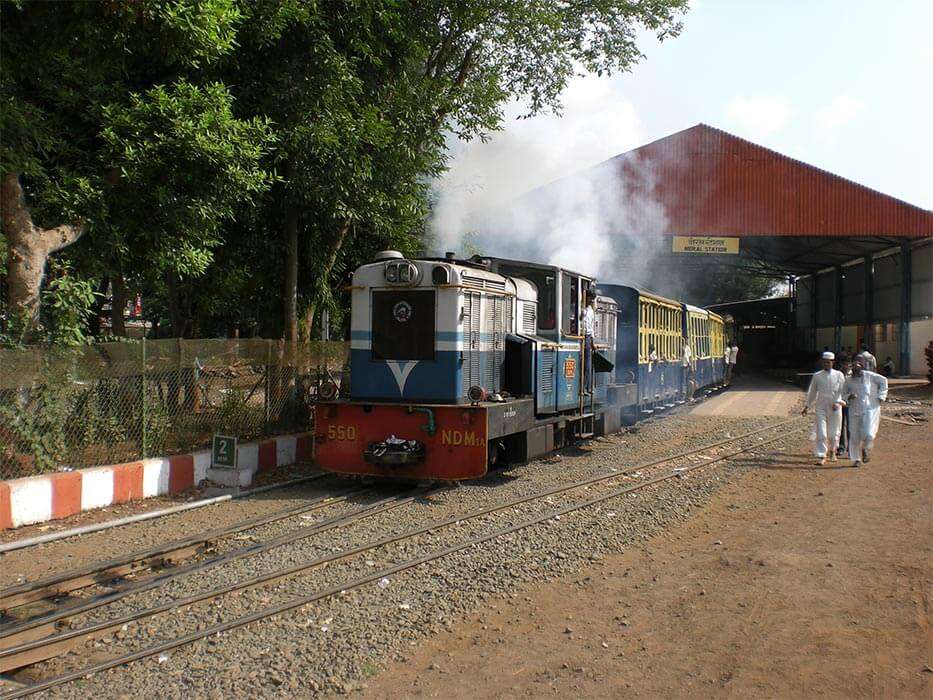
0, 339, 349, 479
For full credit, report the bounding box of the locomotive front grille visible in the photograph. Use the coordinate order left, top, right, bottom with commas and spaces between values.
371, 289, 436, 360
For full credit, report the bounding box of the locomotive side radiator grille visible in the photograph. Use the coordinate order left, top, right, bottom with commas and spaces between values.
466, 291, 482, 397
540, 350, 555, 394
492, 296, 507, 393
484, 294, 496, 392
461, 292, 471, 398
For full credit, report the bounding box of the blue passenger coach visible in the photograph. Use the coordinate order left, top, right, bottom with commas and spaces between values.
682, 305, 725, 390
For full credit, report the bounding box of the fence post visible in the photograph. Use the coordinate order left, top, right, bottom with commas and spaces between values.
264, 339, 271, 434
141, 336, 148, 459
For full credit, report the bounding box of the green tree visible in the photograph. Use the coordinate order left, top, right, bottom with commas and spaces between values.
225, 0, 687, 339
2, 0, 689, 343
0, 1, 273, 341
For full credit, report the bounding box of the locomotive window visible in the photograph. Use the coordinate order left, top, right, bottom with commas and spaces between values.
561, 273, 579, 336
498, 265, 556, 331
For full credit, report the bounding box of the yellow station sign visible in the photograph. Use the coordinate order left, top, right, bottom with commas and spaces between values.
672, 236, 740, 255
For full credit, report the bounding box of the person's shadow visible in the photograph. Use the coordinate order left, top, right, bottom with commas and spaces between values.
732, 450, 855, 470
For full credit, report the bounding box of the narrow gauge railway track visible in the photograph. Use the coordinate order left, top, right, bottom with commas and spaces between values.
0, 485, 431, 654
1, 418, 804, 697
0, 474, 348, 611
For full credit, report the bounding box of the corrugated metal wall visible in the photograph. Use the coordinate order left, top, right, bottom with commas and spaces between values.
816, 271, 836, 326
841, 263, 865, 324
795, 276, 814, 328
873, 254, 902, 321
911, 241, 933, 317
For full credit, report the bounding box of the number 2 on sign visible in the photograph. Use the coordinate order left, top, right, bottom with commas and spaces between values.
327, 425, 357, 441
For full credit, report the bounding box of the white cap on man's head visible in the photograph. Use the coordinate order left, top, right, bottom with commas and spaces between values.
822, 351, 835, 360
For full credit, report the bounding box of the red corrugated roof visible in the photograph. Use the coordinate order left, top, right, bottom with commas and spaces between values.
601, 123, 933, 237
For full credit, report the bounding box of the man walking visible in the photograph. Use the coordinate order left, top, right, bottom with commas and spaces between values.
723, 342, 733, 384
835, 357, 852, 458
858, 344, 877, 372
729, 342, 739, 377
802, 351, 846, 465
845, 356, 888, 466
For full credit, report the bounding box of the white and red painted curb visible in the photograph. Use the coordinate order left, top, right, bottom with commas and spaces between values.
0, 433, 313, 530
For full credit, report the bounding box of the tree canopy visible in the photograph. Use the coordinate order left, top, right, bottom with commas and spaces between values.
1, 0, 688, 344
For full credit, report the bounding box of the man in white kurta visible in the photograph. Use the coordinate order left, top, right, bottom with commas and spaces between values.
681, 339, 695, 400
845, 357, 888, 465
802, 351, 846, 465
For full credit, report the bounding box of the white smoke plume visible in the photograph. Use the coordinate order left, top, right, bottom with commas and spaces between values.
430, 76, 670, 287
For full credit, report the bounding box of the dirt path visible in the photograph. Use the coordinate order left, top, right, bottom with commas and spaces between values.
362, 407, 932, 698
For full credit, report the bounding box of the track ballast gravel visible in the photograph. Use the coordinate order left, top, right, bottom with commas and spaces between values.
8, 412, 800, 698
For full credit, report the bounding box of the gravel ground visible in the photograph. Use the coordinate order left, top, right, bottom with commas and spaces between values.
2, 410, 809, 698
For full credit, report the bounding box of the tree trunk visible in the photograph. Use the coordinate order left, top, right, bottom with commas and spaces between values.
283, 207, 299, 341
302, 218, 352, 340
87, 277, 110, 337
165, 271, 183, 337
111, 273, 127, 336
1, 172, 86, 339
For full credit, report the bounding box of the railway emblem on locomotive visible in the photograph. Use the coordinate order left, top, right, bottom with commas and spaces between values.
392, 300, 412, 323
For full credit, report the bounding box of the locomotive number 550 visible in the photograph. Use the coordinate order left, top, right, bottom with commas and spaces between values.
327, 425, 357, 441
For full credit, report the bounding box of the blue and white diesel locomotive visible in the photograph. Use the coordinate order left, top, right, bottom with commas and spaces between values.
316, 251, 725, 481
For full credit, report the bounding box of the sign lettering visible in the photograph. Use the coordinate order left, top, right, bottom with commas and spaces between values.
441, 429, 483, 447
564, 358, 576, 378
672, 236, 740, 255
212, 434, 237, 469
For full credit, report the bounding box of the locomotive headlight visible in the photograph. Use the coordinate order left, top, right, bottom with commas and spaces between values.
385, 263, 399, 283
399, 263, 412, 283
468, 385, 488, 404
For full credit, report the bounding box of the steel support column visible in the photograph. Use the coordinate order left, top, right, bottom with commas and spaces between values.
899, 243, 912, 375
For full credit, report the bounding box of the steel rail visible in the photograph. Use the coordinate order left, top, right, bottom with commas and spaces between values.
4, 423, 803, 699
0, 482, 365, 612
1, 417, 795, 656
0, 486, 423, 649
0, 485, 436, 671
1, 419, 802, 686
0, 473, 330, 556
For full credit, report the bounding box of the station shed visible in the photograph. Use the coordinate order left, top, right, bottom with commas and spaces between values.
707, 296, 794, 370
488, 124, 933, 374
